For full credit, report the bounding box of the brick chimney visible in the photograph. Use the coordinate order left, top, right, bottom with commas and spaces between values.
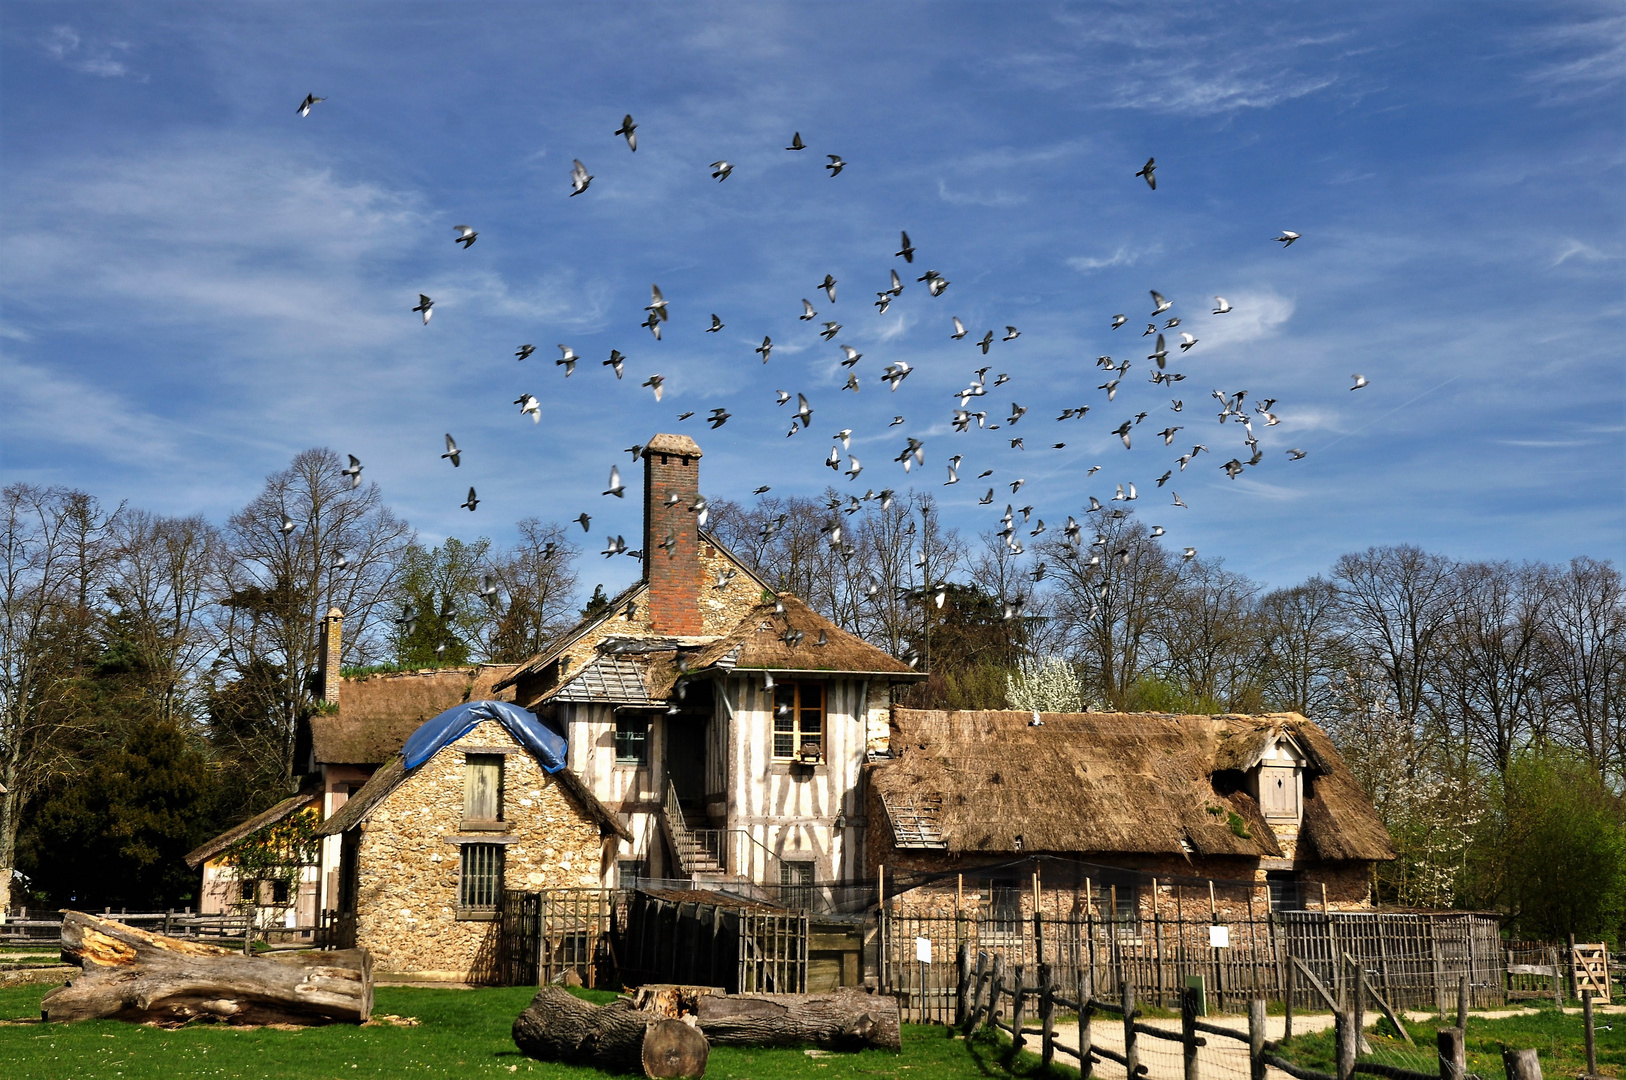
317, 607, 343, 703
641, 433, 704, 635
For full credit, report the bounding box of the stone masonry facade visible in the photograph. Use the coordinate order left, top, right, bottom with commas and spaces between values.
351, 718, 606, 980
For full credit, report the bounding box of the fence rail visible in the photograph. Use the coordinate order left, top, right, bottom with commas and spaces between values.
883, 908, 1505, 1024
1, 908, 266, 947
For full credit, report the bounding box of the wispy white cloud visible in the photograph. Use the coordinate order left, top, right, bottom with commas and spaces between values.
41, 25, 137, 79
1067, 244, 1159, 272
936, 179, 1025, 207
1515, 12, 1626, 104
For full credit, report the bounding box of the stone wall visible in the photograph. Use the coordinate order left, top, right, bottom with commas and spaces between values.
351, 718, 608, 980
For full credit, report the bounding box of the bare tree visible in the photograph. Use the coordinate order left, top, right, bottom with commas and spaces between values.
1542, 557, 1626, 783
0, 486, 121, 918
1256, 577, 1348, 717
1332, 545, 1459, 735
217, 449, 413, 787
1154, 556, 1262, 710
480, 519, 581, 663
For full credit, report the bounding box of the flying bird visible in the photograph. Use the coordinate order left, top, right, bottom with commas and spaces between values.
412, 294, 434, 324
604, 466, 625, 497
840, 345, 862, 367
819, 274, 837, 302
1274, 231, 1301, 247
556, 344, 578, 376
711, 160, 733, 181
707, 407, 730, 429
1135, 157, 1156, 189
756, 336, 773, 363
604, 349, 626, 379
977, 330, 994, 354
570, 159, 593, 196
645, 284, 668, 322
706, 313, 724, 332
1112, 314, 1127, 329
457, 486, 479, 513
514, 393, 540, 422
1150, 290, 1172, 316
920, 269, 950, 295
821, 321, 842, 341
1172, 492, 1187, 507
515, 343, 535, 361
452, 225, 478, 248
341, 455, 362, 488
296, 93, 325, 117
1004, 326, 1021, 341
642, 374, 665, 401
280, 513, 296, 535
951, 317, 967, 340
786, 131, 806, 150
1183, 547, 1197, 561
801, 298, 817, 321
1351, 374, 1368, 390
574, 512, 591, 532
1287, 448, 1307, 460
795, 393, 813, 428
1179, 332, 1198, 352
896, 231, 915, 262
1213, 297, 1232, 314
614, 114, 637, 151
441, 434, 461, 467
825, 154, 846, 176
641, 311, 661, 339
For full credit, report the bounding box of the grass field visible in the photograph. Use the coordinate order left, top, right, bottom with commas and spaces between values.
0, 983, 1072, 1080
1275, 1003, 1623, 1078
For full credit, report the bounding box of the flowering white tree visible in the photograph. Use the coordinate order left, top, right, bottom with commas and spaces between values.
1006, 655, 1088, 713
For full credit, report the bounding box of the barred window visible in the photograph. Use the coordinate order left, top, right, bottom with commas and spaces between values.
615, 715, 649, 765
772, 683, 824, 760
459, 843, 504, 911
780, 860, 814, 911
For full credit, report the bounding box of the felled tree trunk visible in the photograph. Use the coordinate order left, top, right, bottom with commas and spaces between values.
512, 987, 709, 1078
41, 910, 372, 1026
694, 988, 900, 1052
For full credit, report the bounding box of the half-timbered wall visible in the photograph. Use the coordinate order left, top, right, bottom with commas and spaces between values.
563, 702, 671, 877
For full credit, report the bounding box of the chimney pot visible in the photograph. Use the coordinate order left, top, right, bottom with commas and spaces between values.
641, 434, 704, 635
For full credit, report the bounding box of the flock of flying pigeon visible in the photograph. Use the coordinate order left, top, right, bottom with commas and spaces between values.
297, 96, 1369, 615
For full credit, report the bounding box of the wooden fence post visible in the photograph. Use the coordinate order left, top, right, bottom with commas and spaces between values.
1336, 1008, 1356, 1080
1122, 978, 1139, 1080
1503, 1047, 1543, 1080
962, 950, 988, 1036
1438, 1028, 1465, 1080
1567, 933, 1577, 1006
985, 952, 1006, 1032
1009, 963, 1027, 1054
1459, 972, 1472, 1031
1550, 948, 1562, 1008
1080, 996, 1095, 1079
1182, 985, 1201, 1080
1039, 962, 1055, 1069
1285, 942, 1296, 1040
1584, 990, 1597, 1076
955, 941, 970, 1028
1249, 998, 1267, 1080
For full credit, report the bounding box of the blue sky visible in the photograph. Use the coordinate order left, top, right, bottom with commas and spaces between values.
3, 2, 1622, 594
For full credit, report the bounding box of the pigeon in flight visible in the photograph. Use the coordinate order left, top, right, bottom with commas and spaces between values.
888, 269, 903, 296
1183, 547, 1197, 561
919, 269, 950, 295
819, 274, 837, 302
753, 485, 771, 495
341, 455, 363, 488
822, 321, 842, 341
951, 317, 967, 340
1212, 297, 1232, 315
646, 284, 668, 323
459, 487, 479, 512
604, 466, 625, 498
1350, 374, 1368, 390
1150, 290, 1172, 317
1172, 492, 1187, 508
1148, 334, 1168, 368
707, 313, 724, 332
896, 231, 915, 263
826, 154, 846, 176
604, 350, 626, 379
441, 434, 461, 467
642, 374, 665, 401
711, 160, 733, 181
570, 159, 593, 196
795, 393, 813, 428
677, 411, 694, 422
840, 345, 862, 367
1004, 326, 1021, 341
801, 298, 817, 321
556, 345, 578, 376
891, 415, 905, 426
574, 513, 591, 532
787, 132, 806, 151
1112, 314, 1127, 329
1179, 332, 1198, 352
641, 311, 662, 339
412, 294, 434, 324
603, 535, 626, 558
874, 292, 893, 313
515, 343, 535, 361
452, 225, 478, 248
1287, 448, 1307, 461
1135, 157, 1156, 189
707, 407, 730, 429
296, 93, 325, 117
1274, 231, 1301, 247
842, 372, 860, 392
756, 336, 773, 363
614, 114, 637, 151
515, 393, 540, 422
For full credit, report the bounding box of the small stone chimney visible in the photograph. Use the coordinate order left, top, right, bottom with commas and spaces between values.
641, 433, 704, 636
317, 607, 343, 704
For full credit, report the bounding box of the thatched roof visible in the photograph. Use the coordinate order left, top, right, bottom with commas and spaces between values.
686, 594, 922, 678
185, 782, 323, 868
309, 664, 516, 765
318, 752, 630, 843
872, 709, 1394, 863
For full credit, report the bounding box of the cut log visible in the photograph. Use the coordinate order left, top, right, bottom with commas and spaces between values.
512, 986, 708, 1078
40, 910, 371, 1026
694, 987, 901, 1052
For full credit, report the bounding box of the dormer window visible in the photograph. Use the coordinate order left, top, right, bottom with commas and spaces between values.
1253, 734, 1305, 823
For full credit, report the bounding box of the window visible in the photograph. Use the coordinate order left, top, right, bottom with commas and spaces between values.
1266, 872, 1304, 912
1260, 764, 1300, 820
984, 880, 1022, 934
271, 879, 290, 905
617, 859, 648, 887
780, 861, 814, 911
464, 753, 503, 822
615, 715, 649, 765
459, 843, 504, 911
240, 879, 257, 904
773, 683, 824, 760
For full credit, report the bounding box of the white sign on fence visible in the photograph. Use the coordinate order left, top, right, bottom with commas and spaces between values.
1208, 924, 1230, 948
915, 936, 933, 964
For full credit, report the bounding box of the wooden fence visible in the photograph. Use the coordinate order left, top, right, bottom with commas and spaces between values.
883, 908, 1505, 1023
1, 908, 257, 947
498, 889, 615, 988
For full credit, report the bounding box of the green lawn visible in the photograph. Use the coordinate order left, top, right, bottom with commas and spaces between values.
0, 982, 1076, 1080
1274, 1003, 1623, 1078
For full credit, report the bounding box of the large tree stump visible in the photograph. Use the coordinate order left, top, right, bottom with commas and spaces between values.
512, 987, 708, 1078
695, 988, 900, 1052
41, 910, 371, 1026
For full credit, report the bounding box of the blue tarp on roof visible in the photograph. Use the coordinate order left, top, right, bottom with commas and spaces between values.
400, 700, 567, 773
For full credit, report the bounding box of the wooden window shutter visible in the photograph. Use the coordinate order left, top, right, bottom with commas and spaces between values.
464, 754, 503, 821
